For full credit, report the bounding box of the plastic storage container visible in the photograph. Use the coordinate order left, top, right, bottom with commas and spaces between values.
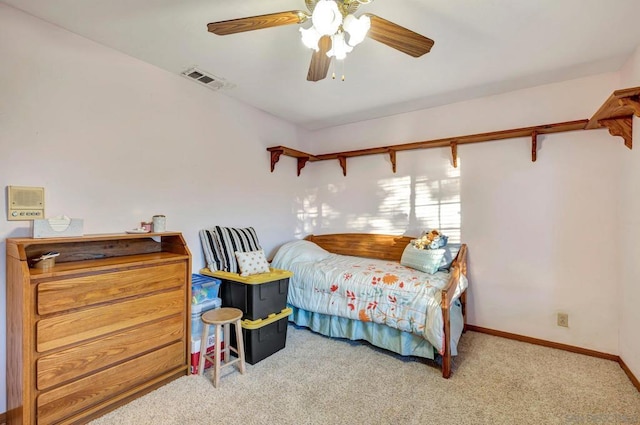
191, 274, 222, 339
191, 298, 222, 339
200, 269, 293, 321
230, 307, 292, 364
192, 273, 221, 304
190, 334, 224, 374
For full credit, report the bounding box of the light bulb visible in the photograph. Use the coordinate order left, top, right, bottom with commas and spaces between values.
343, 14, 370, 47
300, 26, 322, 51
327, 31, 352, 60
312, 0, 342, 36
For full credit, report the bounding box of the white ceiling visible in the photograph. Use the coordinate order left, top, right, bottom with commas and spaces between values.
5, 0, 640, 130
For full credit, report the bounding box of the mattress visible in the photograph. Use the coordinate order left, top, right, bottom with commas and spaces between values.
272, 239, 468, 355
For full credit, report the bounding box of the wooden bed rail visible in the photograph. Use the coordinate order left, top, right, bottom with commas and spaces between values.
443, 244, 468, 310
305, 233, 469, 378
441, 243, 468, 378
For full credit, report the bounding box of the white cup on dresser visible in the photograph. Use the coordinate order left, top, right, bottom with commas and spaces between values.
152, 215, 166, 232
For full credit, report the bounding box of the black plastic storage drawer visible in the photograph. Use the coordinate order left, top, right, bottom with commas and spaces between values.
221, 277, 289, 321
231, 308, 292, 365
198, 268, 293, 320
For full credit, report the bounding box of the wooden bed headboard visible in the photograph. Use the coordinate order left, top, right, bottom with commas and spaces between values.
305, 233, 415, 262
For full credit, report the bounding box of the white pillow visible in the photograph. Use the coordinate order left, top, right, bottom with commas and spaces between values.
235, 249, 271, 277
271, 240, 331, 268
400, 244, 446, 274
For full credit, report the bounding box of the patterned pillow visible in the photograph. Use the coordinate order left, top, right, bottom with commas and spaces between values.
199, 226, 262, 273
235, 249, 271, 277
400, 243, 446, 274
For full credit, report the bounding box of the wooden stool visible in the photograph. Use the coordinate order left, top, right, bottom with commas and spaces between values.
198, 307, 246, 387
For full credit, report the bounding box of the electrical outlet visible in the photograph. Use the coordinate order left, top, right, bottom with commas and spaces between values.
557, 312, 569, 327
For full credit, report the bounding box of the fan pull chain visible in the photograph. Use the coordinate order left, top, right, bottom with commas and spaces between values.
330, 58, 346, 81
333, 58, 344, 81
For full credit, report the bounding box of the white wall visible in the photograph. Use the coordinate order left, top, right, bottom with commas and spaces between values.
0, 4, 308, 413
619, 45, 640, 381
301, 74, 625, 354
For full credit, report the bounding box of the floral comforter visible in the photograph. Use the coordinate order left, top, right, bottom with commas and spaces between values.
271, 240, 468, 354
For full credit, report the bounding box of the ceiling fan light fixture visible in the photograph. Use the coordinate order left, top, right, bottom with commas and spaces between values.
343, 14, 370, 47
206, 0, 434, 82
328, 31, 352, 60
300, 26, 322, 51
312, 0, 342, 35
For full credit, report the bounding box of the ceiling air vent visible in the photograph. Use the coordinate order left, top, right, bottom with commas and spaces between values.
181, 67, 235, 91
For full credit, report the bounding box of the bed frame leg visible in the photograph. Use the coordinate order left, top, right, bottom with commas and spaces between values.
442, 307, 451, 378
442, 357, 451, 379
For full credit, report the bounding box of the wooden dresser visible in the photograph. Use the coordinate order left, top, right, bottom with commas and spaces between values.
5, 232, 192, 425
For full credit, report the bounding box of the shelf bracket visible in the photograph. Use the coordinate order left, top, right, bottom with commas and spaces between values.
451, 141, 458, 168
297, 157, 309, 176
531, 131, 538, 162
269, 149, 283, 172
618, 95, 640, 117
338, 156, 347, 176
599, 117, 633, 149
389, 149, 397, 173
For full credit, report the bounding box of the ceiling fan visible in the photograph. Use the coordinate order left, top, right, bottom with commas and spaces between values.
207, 0, 434, 82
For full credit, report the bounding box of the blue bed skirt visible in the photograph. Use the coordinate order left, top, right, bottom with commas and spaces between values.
288, 300, 464, 360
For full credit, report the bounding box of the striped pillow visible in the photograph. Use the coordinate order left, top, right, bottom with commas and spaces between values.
200, 226, 262, 273
200, 229, 224, 272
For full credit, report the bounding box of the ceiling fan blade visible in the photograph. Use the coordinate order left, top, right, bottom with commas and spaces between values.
307, 36, 332, 82
365, 14, 434, 57
208, 11, 309, 35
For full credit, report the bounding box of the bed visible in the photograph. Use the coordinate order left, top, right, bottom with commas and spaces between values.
271, 233, 468, 378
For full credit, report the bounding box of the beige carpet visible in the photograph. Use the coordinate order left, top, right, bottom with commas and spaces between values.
89, 326, 640, 425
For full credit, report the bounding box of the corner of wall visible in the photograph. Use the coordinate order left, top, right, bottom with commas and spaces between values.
620, 44, 640, 86
618, 42, 640, 386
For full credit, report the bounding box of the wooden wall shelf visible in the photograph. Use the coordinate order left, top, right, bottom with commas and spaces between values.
585, 86, 640, 149
267, 86, 640, 176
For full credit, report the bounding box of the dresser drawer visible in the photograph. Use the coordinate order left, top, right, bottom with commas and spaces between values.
37, 262, 186, 315
37, 314, 184, 390
36, 288, 184, 352
37, 341, 185, 425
